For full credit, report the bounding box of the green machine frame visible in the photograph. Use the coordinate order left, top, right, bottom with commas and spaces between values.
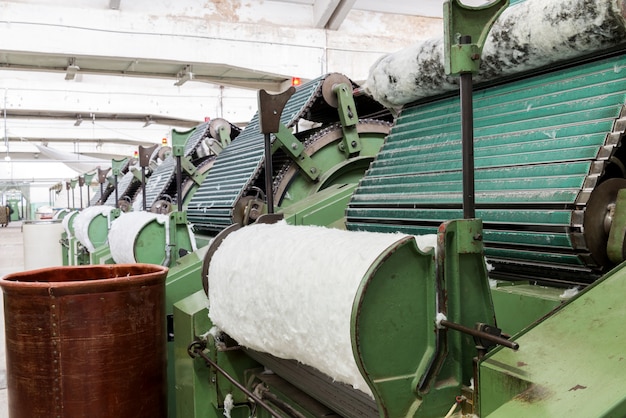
173, 219, 516, 418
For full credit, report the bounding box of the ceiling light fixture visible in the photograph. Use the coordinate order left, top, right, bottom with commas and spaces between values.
174, 65, 194, 86
65, 58, 80, 80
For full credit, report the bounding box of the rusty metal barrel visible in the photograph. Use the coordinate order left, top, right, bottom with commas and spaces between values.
0, 263, 169, 418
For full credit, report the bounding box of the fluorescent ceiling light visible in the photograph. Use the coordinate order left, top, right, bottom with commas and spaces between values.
174, 65, 194, 86
65, 58, 80, 80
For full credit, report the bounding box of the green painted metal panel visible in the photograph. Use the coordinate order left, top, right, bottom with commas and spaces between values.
281, 183, 358, 227
490, 282, 564, 335
173, 291, 212, 418
86, 213, 111, 249
480, 262, 626, 417
347, 53, 626, 279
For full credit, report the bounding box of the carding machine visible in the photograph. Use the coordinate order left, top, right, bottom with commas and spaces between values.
172, 0, 626, 417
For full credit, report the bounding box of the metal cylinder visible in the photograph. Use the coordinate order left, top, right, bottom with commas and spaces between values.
0, 264, 169, 418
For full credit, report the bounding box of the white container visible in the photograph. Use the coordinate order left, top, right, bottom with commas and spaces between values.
22, 220, 64, 269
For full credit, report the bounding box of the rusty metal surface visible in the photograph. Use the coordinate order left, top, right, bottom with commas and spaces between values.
0, 264, 168, 418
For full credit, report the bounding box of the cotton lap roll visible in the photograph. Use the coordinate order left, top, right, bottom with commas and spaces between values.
73, 206, 114, 252
61, 210, 79, 238
363, 0, 626, 108
208, 222, 437, 395
109, 212, 169, 264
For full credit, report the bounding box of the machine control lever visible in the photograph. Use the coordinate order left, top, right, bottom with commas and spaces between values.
258, 86, 296, 214
440, 319, 519, 351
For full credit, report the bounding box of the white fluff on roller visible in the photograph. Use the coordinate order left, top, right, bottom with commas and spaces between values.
61, 210, 79, 238
73, 206, 114, 252
208, 222, 437, 395
109, 211, 169, 264
364, 0, 626, 107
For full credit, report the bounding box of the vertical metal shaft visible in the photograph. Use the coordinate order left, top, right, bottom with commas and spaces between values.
176, 155, 183, 212
264, 133, 274, 214
460, 35, 476, 219
99, 183, 104, 204
86, 187, 90, 207
79, 185, 83, 209
142, 167, 147, 210
114, 176, 119, 209
71, 188, 75, 209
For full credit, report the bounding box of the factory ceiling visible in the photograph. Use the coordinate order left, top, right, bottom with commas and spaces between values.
0, 0, 471, 185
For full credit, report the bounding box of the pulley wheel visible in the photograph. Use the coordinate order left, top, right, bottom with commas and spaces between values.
232, 195, 264, 226
151, 199, 173, 214
322, 73, 352, 108
117, 199, 132, 213
583, 177, 626, 267
209, 118, 231, 139
157, 146, 172, 161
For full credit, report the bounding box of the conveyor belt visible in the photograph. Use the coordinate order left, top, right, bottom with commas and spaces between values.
135, 157, 176, 211
89, 188, 102, 206
104, 171, 138, 206
186, 76, 327, 233
183, 121, 211, 157
134, 122, 211, 211
347, 53, 626, 285
94, 185, 115, 206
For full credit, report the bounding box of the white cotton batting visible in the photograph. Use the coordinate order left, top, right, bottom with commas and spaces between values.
61, 210, 79, 238
223, 393, 234, 418
363, 0, 626, 107
108, 211, 169, 264
208, 222, 436, 396
560, 286, 580, 299
72, 206, 114, 253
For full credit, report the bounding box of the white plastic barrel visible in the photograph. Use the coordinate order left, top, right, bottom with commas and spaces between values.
22, 220, 64, 269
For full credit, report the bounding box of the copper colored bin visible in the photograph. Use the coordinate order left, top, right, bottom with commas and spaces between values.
0, 264, 169, 418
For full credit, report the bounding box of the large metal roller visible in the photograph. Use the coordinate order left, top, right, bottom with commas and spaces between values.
350, 22, 626, 285
364, 0, 626, 108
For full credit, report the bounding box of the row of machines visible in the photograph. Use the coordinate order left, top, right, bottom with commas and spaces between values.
61, 117, 241, 266
171, 0, 626, 416
51, 0, 626, 416
57, 72, 394, 417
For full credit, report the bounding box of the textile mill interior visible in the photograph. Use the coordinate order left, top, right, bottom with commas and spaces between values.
2, 0, 626, 417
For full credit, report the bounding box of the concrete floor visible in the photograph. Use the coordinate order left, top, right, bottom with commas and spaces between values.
0, 221, 23, 418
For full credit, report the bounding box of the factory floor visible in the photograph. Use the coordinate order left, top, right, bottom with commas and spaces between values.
0, 221, 21, 417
